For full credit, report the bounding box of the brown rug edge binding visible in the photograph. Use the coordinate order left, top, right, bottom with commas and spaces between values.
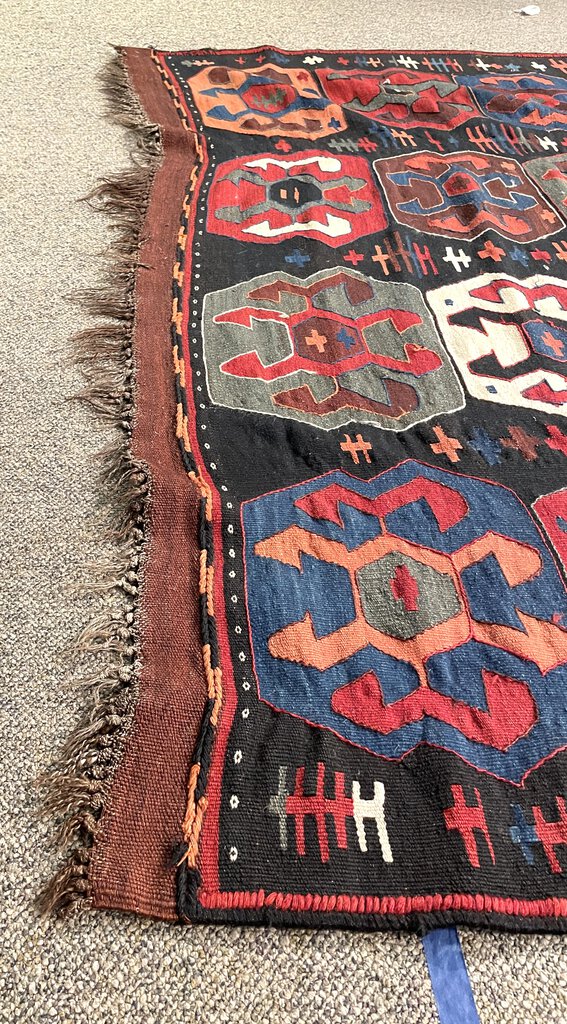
37, 49, 162, 916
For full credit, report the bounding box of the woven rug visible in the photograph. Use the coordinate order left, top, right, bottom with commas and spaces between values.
44, 46, 567, 932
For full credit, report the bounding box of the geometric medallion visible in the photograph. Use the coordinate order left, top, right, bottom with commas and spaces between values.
374, 151, 563, 241
242, 460, 567, 782
317, 68, 477, 130
456, 73, 567, 131
427, 273, 567, 415
186, 64, 347, 138
207, 151, 386, 245
202, 268, 464, 430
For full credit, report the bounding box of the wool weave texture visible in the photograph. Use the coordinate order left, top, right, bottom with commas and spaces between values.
45, 46, 567, 932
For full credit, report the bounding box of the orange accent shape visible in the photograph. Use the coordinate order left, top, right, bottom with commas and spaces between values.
430, 424, 463, 462
340, 433, 373, 464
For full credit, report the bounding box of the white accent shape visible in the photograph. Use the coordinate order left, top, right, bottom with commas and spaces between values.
352, 780, 393, 863
243, 213, 352, 240
396, 55, 419, 69
442, 246, 472, 273
245, 154, 341, 173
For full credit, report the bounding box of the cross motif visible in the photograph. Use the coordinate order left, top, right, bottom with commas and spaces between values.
467, 426, 502, 466
500, 426, 542, 462
340, 433, 373, 465
337, 326, 357, 350
344, 249, 364, 266
478, 240, 506, 262
285, 248, 311, 268
509, 245, 529, 266
442, 246, 472, 273
473, 57, 498, 71
541, 329, 565, 357
430, 425, 462, 463
530, 248, 551, 265
305, 329, 328, 353
424, 130, 444, 152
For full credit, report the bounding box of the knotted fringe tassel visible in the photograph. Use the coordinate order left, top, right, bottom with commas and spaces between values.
37, 49, 162, 915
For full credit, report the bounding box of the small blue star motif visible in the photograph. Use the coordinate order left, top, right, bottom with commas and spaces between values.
337, 327, 357, 350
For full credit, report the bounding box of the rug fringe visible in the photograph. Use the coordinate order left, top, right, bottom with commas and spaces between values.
37, 48, 162, 916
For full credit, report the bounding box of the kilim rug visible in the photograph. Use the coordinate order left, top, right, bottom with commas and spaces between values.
43, 46, 567, 933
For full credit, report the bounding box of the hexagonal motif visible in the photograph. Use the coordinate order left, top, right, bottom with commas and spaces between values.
206, 151, 387, 246
456, 72, 567, 131
203, 268, 464, 431
242, 460, 567, 782
373, 150, 563, 241
316, 68, 477, 130
426, 273, 567, 416
357, 550, 462, 640
186, 64, 346, 138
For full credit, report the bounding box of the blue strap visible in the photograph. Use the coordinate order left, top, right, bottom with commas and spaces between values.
422, 927, 481, 1024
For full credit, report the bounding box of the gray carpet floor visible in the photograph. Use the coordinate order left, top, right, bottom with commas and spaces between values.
1, 1, 566, 1020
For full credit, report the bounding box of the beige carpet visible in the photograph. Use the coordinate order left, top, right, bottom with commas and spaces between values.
2, 2, 566, 1020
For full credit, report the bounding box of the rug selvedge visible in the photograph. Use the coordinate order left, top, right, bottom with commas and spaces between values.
38, 53, 163, 915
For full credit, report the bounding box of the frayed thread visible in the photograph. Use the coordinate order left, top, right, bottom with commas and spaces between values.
37, 48, 162, 916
